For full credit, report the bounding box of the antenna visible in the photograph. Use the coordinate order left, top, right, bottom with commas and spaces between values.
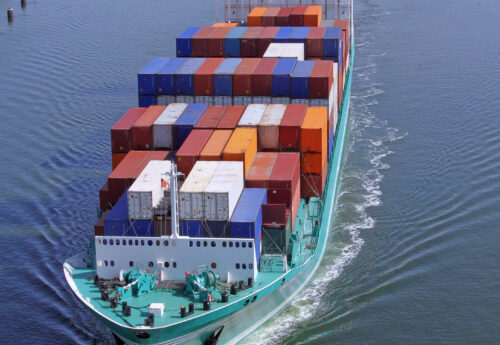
166, 163, 183, 239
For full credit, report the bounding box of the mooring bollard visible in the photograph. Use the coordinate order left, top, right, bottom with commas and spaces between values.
7, 7, 14, 22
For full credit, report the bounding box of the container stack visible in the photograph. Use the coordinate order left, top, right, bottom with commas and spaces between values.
247, 6, 323, 27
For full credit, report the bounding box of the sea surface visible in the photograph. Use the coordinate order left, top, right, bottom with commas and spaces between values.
1, 0, 499, 344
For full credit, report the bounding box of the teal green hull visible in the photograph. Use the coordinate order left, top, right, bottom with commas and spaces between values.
65, 44, 355, 345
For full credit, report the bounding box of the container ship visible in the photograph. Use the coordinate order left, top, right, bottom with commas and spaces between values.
64, 1, 354, 344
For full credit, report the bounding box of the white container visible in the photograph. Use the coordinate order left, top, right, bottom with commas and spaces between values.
272, 97, 290, 104
252, 96, 272, 104
153, 103, 188, 149
179, 161, 219, 220
128, 160, 172, 219
195, 96, 215, 106
264, 43, 304, 61
263, 43, 285, 58
156, 95, 176, 106
233, 96, 252, 106
238, 104, 266, 127
214, 96, 233, 106
175, 95, 194, 103
204, 161, 244, 221
258, 104, 286, 150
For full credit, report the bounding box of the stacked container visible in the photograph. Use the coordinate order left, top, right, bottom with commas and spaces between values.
222, 127, 258, 175
175, 129, 214, 176
111, 108, 146, 163
194, 106, 226, 129
194, 58, 223, 96
153, 103, 188, 149
131, 106, 166, 150
245, 152, 278, 188
216, 106, 245, 129
192, 27, 216, 57
199, 130, 233, 161
258, 104, 286, 150
176, 27, 201, 57
173, 103, 207, 149
138, 58, 171, 107
279, 104, 307, 151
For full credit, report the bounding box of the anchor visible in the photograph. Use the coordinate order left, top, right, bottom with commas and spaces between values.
204, 325, 224, 345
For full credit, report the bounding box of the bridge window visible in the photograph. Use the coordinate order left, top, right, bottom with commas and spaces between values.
235, 242, 240, 248
148, 261, 154, 268
129, 240, 133, 245
211, 241, 216, 247
103, 239, 107, 245
211, 262, 217, 269
123, 239, 127, 245
111, 260, 115, 267
129, 261, 134, 267
164, 240, 169, 246
173, 262, 177, 268
196, 241, 201, 247
147, 240, 153, 246
104, 260, 108, 267
109, 239, 114, 245
248, 242, 253, 248
141, 240, 145, 246
164, 262, 169, 268
235, 263, 240, 269
229, 242, 233, 248
156, 240, 160, 246
189, 241, 193, 247
222, 241, 227, 248
116, 240, 120, 246
242, 264, 246, 269
203, 241, 208, 247
135, 240, 139, 246
242, 242, 246, 248
249, 263, 253, 270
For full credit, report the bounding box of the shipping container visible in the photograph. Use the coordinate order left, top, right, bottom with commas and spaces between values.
245, 152, 278, 188
176, 27, 201, 57
301, 151, 325, 174
258, 104, 286, 150
174, 103, 208, 149
175, 58, 205, 95
156, 95, 176, 106
107, 151, 170, 204
306, 27, 326, 58
199, 130, 233, 161
196, 95, 215, 106
233, 58, 260, 96
132, 105, 166, 150
214, 58, 242, 96
213, 22, 239, 28
208, 27, 232, 57
304, 5, 322, 27
252, 96, 272, 104
153, 103, 188, 149
99, 182, 110, 211
138, 58, 170, 95
238, 103, 266, 126
279, 104, 307, 151
230, 188, 267, 261
257, 26, 279, 56
310, 60, 334, 99
179, 161, 219, 220
104, 191, 129, 236
128, 160, 172, 219
251, 58, 278, 96
261, 7, 280, 26
240, 27, 263, 57
95, 210, 109, 236
179, 220, 203, 237
128, 221, 153, 239
195, 106, 226, 129
272, 96, 291, 104
222, 127, 258, 175
323, 27, 342, 57
138, 95, 156, 108
301, 106, 328, 154
289, 27, 310, 45
301, 154, 327, 198
176, 95, 195, 104
225, 27, 247, 57
262, 204, 287, 227
204, 221, 230, 238
204, 161, 244, 221
263, 42, 285, 58
269, 152, 301, 197
217, 106, 245, 129
247, 7, 267, 27
213, 96, 232, 106
334, 20, 350, 50
274, 27, 293, 43
291, 60, 314, 99
112, 153, 126, 170
233, 96, 253, 106
175, 129, 213, 176
272, 58, 296, 97
276, 7, 293, 26
194, 58, 224, 96
111, 107, 146, 153
290, 6, 307, 26
192, 27, 216, 57
157, 58, 187, 95
265, 43, 304, 61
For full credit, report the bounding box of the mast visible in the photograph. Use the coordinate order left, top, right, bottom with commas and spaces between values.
168, 163, 182, 239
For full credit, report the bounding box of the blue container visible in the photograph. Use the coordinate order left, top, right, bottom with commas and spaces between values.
291, 60, 314, 99
180, 220, 203, 237
157, 58, 187, 95
138, 58, 170, 95
175, 58, 206, 95
214, 58, 242, 96
230, 188, 267, 262
176, 26, 201, 57
138, 95, 156, 107
204, 221, 229, 237
289, 27, 310, 44
323, 27, 342, 57
174, 103, 208, 149
225, 27, 247, 57
128, 219, 154, 237
274, 27, 293, 43
104, 191, 129, 236
271, 58, 296, 97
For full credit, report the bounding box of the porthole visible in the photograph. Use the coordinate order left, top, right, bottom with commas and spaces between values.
109, 239, 114, 245
173, 262, 177, 268
164, 240, 169, 246
211, 262, 217, 269
103, 239, 108, 245
249, 263, 253, 270
129, 261, 134, 267
189, 241, 193, 247
164, 262, 170, 268
141, 240, 145, 246
116, 240, 120, 246
242, 264, 247, 269
235, 242, 240, 248
244, 299, 249, 306
203, 241, 208, 247
211, 241, 216, 247
122, 239, 127, 245
236, 263, 240, 269
222, 241, 227, 248
104, 260, 109, 267
196, 241, 201, 247
248, 242, 253, 248
251, 295, 257, 303
147, 240, 153, 246
229, 242, 233, 248
98, 239, 102, 245
281, 278, 285, 285
148, 261, 154, 268
129, 240, 133, 245
110, 260, 115, 267
135, 240, 139, 246
242, 242, 246, 248
156, 240, 160, 246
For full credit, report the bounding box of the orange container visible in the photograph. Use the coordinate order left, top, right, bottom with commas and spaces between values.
301, 151, 326, 174
245, 152, 278, 188
212, 22, 239, 27
112, 153, 127, 170
222, 127, 258, 175
247, 7, 267, 27
304, 6, 322, 27
261, 7, 281, 26
199, 130, 233, 161
301, 107, 327, 153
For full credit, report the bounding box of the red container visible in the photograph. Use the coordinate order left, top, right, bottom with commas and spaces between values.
107, 150, 170, 204
334, 20, 350, 51
290, 6, 307, 26
261, 7, 280, 26
306, 27, 326, 58
175, 129, 214, 176
301, 155, 327, 198
95, 209, 109, 236
111, 107, 146, 153
310, 61, 334, 99
99, 182, 110, 211
262, 204, 287, 226
279, 104, 307, 151
290, 179, 300, 228
208, 27, 232, 57
195, 106, 227, 129
131, 105, 165, 150
252, 58, 278, 96
245, 152, 278, 188
257, 27, 279, 56
112, 153, 127, 170
240, 27, 263, 57
269, 152, 300, 199
194, 58, 223, 96
217, 106, 245, 129
276, 7, 293, 26
267, 187, 292, 206
192, 27, 216, 57
233, 58, 260, 96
